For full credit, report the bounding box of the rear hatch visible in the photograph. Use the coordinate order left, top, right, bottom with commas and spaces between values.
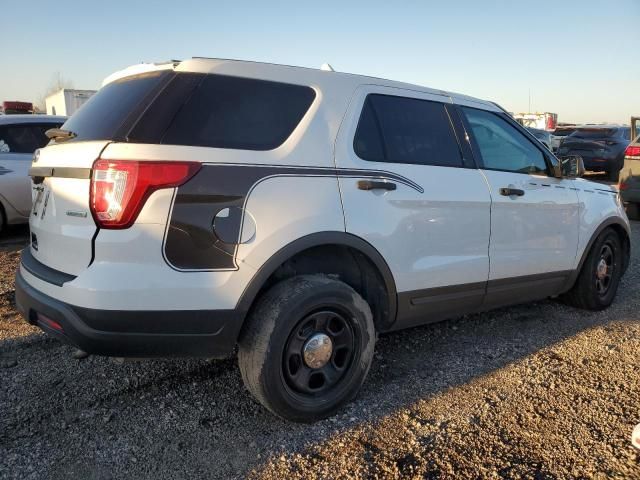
28, 70, 173, 276
29, 142, 108, 274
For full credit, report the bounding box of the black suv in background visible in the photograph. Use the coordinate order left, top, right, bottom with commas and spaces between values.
557, 126, 631, 181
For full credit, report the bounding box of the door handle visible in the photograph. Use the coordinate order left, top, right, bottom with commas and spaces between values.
499, 187, 525, 197
357, 180, 397, 191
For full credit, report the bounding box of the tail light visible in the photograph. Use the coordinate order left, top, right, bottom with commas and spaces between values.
90, 160, 200, 229
625, 145, 640, 158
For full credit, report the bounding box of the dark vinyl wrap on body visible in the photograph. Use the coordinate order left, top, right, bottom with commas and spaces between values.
163, 163, 423, 271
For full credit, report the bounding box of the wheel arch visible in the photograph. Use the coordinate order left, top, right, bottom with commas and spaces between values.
565, 217, 631, 291
235, 232, 398, 332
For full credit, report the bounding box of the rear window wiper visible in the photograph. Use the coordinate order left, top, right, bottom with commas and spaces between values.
45, 128, 77, 142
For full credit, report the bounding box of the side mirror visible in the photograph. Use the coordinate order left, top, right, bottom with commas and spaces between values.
557, 155, 585, 178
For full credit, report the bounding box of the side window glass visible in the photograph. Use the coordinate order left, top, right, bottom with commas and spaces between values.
463, 107, 548, 175
0, 125, 44, 154
354, 94, 463, 167
0, 126, 9, 153
353, 97, 385, 162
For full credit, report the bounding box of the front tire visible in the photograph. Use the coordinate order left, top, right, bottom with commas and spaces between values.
238, 275, 376, 422
562, 229, 624, 310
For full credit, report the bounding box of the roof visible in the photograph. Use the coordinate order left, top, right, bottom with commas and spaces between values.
0, 114, 67, 125
104, 57, 498, 111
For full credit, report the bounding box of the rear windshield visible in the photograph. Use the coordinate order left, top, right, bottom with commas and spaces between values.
61, 71, 316, 151
60, 71, 169, 142
552, 128, 576, 137
569, 128, 618, 139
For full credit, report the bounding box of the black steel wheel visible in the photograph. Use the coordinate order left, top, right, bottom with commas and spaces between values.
282, 309, 356, 396
562, 228, 625, 310
594, 243, 614, 297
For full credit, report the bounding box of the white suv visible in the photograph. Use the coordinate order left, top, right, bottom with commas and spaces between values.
15, 58, 630, 422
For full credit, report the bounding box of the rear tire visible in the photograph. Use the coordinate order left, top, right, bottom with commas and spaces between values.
238, 275, 375, 422
561, 229, 624, 310
626, 202, 640, 221
607, 168, 620, 182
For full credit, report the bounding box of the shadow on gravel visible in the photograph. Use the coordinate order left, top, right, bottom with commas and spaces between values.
1, 223, 638, 479
1, 297, 636, 479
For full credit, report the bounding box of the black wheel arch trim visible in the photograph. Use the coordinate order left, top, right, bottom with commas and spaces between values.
564, 217, 630, 291
234, 231, 398, 328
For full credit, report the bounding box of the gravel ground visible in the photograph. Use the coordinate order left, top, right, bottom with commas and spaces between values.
1, 220, 639, 479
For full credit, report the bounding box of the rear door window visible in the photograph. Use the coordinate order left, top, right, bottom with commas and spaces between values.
354, 94, 464, 167
0, 124, 61, 154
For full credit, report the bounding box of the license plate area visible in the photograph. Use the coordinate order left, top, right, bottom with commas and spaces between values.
31, 184, 50, 219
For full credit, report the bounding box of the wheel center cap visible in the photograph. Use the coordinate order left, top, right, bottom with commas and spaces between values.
596, 259, 608, 280
303, 333, 333, 369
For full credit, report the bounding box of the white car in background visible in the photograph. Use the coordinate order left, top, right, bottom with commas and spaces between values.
0, 115, 66, 232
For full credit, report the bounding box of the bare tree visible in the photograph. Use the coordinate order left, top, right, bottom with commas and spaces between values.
35, 72, 74, 111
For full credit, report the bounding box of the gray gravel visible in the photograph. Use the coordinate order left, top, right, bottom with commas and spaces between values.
1, 220, 639, 479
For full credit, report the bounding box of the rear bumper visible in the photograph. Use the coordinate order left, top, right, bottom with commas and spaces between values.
15, 268, 244, 358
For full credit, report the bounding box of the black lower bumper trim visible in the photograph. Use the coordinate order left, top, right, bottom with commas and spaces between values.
20, 247, 76, 287
14, 270, 244, 358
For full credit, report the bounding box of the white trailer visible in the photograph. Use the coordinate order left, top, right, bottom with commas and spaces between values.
512, 112, 558, 131
45, 89, 96, 117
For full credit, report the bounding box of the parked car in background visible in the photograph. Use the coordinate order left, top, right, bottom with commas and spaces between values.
527, 127, 552, 150
557, 126, 631, 181
14, 58, 630, 422
620, 135, 640, 220
551, 125, 578, 151
0, 115, 66, 232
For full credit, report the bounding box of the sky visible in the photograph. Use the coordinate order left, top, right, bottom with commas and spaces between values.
1, 0, 639, 124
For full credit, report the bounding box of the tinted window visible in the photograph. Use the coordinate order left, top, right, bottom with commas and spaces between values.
463, 107, 548, 175
353, 98, 385, 162
569, 128, 617, 139
354, 94, 463, 167
61, 71, 169, 142
0, 124, 61, 154
553, 128, 576, 137
160, 75, 316, 150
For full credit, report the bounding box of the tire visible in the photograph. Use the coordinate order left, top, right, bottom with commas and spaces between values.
238, 274, 376, 422
607, 168, 620, 182
626, 202, 640, 221
561, 229, 624, 310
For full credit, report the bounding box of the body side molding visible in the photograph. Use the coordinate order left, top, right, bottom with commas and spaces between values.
163, 163, 422, 271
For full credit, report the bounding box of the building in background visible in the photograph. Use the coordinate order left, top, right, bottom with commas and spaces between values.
45, 89, 96, 116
